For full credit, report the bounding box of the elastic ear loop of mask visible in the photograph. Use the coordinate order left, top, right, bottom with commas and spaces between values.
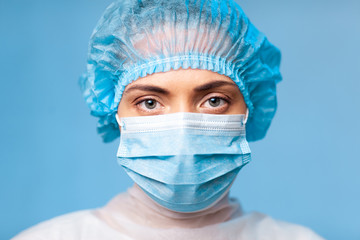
243, 108, 249, 125
115, 114, 124, 127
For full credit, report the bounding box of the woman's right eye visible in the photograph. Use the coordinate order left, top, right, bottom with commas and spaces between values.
136, 99, 163, 112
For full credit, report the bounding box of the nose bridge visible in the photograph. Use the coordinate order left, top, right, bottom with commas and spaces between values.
169, 93, 194, 113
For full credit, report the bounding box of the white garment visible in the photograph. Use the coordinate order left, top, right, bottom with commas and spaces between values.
13, 185, 324, 240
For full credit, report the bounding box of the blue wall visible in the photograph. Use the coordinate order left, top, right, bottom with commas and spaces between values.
0, 0, 359, 239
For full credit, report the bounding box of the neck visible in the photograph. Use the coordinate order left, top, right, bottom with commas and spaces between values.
126, 184, 242, 228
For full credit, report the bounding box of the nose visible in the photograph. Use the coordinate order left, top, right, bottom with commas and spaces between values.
168, 96, 195, 113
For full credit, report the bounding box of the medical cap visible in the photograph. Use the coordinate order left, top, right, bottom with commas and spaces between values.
80, 0, 282, 142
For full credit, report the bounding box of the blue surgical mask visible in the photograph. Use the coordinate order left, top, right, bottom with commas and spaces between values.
116, 112, 251, 213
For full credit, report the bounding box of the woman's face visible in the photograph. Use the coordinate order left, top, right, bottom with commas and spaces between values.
117, 68, 246, 118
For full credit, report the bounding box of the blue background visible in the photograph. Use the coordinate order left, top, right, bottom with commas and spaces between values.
1, 0, 359, 239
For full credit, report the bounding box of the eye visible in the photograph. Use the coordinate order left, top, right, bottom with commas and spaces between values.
143, 99, 157, 109
199, 95, 231, 114
203, 97, 227, 108
136, 98, 163, 112
208, 97, 221, 107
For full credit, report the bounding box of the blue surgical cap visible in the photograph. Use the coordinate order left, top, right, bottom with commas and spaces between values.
80, 0, 282, 142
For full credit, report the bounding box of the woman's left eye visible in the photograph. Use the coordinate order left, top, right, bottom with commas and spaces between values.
208, 97, 222, 107
202, 97, 227, 108
201, 97, 228, 109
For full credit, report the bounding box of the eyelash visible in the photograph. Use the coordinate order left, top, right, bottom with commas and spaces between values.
208, 95, 230, 104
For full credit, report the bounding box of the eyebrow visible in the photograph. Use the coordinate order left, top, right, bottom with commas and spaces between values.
194, 80, 238, 92
123, 84, 170, 95
123, 80, 237, 95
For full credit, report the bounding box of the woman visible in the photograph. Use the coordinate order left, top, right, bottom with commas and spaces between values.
13, 0, 324, 239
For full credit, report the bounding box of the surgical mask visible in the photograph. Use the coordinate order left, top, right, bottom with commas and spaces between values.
116, 112, 251, 213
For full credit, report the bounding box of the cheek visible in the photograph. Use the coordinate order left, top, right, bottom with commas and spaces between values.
117, 98, 135, 118
229, 97, 247, 114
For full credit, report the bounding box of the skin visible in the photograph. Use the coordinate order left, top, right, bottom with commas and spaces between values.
117, 68, 247, 120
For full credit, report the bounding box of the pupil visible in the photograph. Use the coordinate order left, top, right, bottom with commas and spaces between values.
209, 97, 220, 107
145, 99, 156, 109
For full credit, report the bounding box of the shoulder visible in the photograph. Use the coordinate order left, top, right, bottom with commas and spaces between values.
12, 210, 122, 240
235, 212, 325, 240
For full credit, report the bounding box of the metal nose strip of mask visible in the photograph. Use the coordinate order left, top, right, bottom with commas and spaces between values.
116, 112, 247, 133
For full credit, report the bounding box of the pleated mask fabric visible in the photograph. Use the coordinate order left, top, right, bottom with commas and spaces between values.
116, 112, 251, 212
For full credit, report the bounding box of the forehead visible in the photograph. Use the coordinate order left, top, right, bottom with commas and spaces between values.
126, 68, 235, 88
